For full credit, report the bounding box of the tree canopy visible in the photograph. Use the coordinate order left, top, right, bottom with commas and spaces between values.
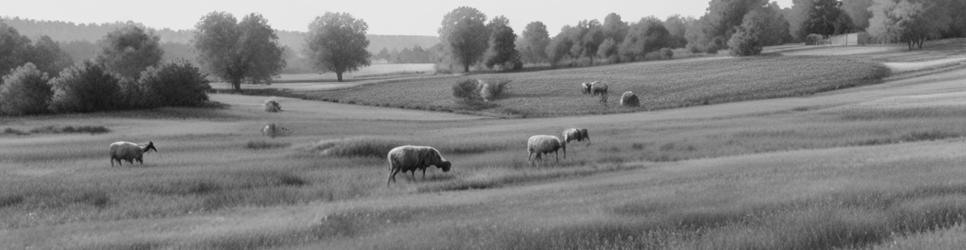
483, 16, 521, 70
305, 12, 371, 82
194, 12, 285, 90
96, 25, 163, 80
518, 21, 550, 64
439, 7, 489, 72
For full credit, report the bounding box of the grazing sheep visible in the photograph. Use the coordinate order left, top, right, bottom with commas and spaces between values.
264, 99, 282, 112
590, 81, 608, 104
581, 82, 593, 94
109, 141, 157, 167
386, 145, 452, 186
261, 123, 290, 138
620, 91, 640, 107
527, 135, 566, 166
563, 128, 591, 145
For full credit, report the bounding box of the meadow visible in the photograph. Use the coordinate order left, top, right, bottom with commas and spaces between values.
4, 44, 966, 249
294, 55, 888, 117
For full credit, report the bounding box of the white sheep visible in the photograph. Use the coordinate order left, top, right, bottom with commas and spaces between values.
563, 128, 591, 145
590, 81, 608, 104
261, 123, 289, 138
527, 135, 566, 166
264, 99, 282, 112
620, 91, 640, 107
109, 141, 157, 167
386, 145, 452, 186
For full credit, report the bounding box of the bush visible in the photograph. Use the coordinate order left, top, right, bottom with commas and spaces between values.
728, 28, 762, 56
644, 48, 675, 61
805, 34, 826, 45
118, 77, 158, 109
452, 79, 482, 103
480, 79, 511, 102
49, 62, 122, 113
0, 63, 52, 115
137, 61, 210, 107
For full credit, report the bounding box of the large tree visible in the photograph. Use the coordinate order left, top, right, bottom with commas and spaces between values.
868, 0, 950, 49
842, 0, 874, 30
194, 12, 285, 91
579, 20, 604, 65
693, 0, 768, 52
756, 2, 792, 46
439, 7, 489, 72
238, 14, 286, 84
518, 21, 550, 64
305, 12, 371, 82
483, 16, 520, 70
96, 25, 163, 80
0, 23, 36, 76
619, 17, 671, 62
0, 23, 73, 77
664, 15, 693, 48
800, 0, 854, 38
30, 36, 73, 76
546, 26, 576, 67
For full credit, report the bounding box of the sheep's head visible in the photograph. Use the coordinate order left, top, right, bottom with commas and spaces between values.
436, 161, 452, 172
145, 141, 158, 153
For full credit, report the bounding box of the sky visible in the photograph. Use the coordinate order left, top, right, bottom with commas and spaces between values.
3, 0, 794, 36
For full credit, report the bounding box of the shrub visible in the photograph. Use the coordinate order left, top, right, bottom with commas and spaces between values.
0, 63, 53, 115
480, 79, 511, 102
728, 28, 762, 56
245, 140, 291, 150
452, 79, 482, 103
805, 34, 826, 45
137, 61, 210, 107
118, 77, 158, 109
310, 138, 402, 158
661, 48, 674, 59
49, 62, 122, 113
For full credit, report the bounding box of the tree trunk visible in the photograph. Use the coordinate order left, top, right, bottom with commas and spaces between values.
336, 72, 343, 82
232, 79, 242, 92
464, 64, 470, 73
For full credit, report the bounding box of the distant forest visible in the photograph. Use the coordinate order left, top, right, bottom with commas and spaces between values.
0, 17, 441, 73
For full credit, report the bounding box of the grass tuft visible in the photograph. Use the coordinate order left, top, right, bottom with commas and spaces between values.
245, 140, 291, 150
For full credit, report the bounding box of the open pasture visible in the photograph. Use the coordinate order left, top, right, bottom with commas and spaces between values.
4, 59, 966, 248
296, 56, 887, 117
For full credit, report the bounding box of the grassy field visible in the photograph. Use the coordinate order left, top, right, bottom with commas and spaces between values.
5, 46, 966, 249
0, 62, 966, 249
293, 55, 887, 117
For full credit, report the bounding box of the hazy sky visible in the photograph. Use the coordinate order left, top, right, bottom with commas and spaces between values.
4, 0, 793, 36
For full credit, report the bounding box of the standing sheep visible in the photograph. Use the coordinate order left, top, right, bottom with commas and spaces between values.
109, 141, 157, 167
386, 145, 452, 186
620, 91, 640, 107
590, 81, 608, 104
527, 135, 566, 166
264, 99, 282, 112
562, 128, 591, 145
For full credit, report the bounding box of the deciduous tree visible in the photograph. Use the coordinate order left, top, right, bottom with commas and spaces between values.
439, 7, 488, 72
96, 25, 163, 80
518, 21, 550, 64
306, 12, 371, 82
483, 16, 521, 70
194, 12, 285, 91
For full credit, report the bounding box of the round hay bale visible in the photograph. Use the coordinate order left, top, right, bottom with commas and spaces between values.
620, 91, 639, 107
